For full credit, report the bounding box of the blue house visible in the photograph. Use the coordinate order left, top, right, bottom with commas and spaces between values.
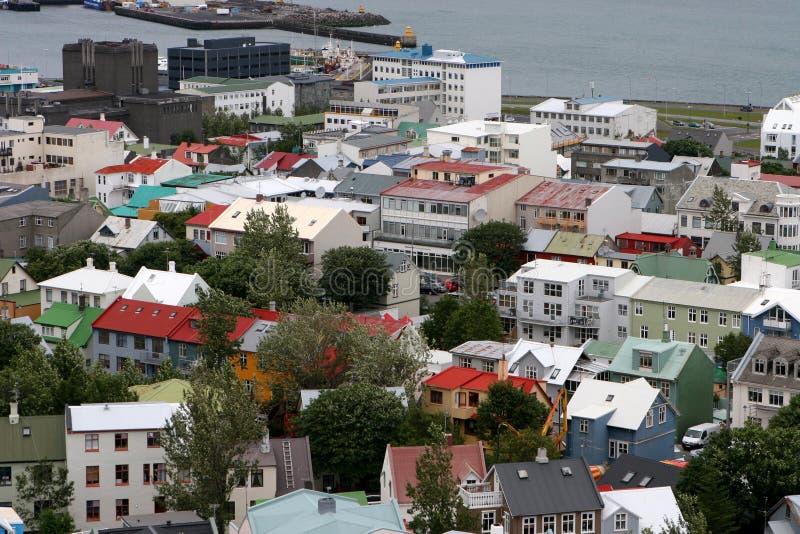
742, 287, 800, 340
565, 378, 677, 466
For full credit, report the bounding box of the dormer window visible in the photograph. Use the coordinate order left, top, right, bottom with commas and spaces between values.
639, 351, 653, 370
774, 359, 788, 377
753, 357, 766, 374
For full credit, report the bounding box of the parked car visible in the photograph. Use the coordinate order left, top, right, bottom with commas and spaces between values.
687, 122, 701, 128
445, 276, 463, 292
704, 121, 716, 129
740, 104, 754, 112
420, 274, 446, 294
682, 422, 721, 450
672, 120, 686, 126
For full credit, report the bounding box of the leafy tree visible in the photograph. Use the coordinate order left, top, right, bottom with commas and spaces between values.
459, 221, 525, 278
458, 252, 497, 301
195, 288, 253, 368
120, 357, 147, 387
768, 394, 800, 430
192, 255, 256, 300
14, 461, 74, 531
346, 328, 430, 395
495, 427, 560, 464
714, 332, 752, 365
761, 160, 798, 176
155, 358, 184, 383
153, 207, 200, 239
38, 509, 75, 534
117, 240, 206, 277
440, 299, 503, 350
270, 120, 314, 153
51, 340, 90, 409
727, 230, 763, 280
83, 362, 137, 404
420, 295, 460, 349
674, 492, 708, 534
0, 320, 42, 369
159, 364, 262, 531
394, 406, 452, 447
201, 111, 250, 139
475, 380, 549, 459
25, 241, 119, 282
238, 204, 303, 260
319, 246, 391, 310
663, 137, 713, 157
248, 248, 315, 311
0, 348, 58, 416
406, 429, 480, 534
294, 383, 406, 488
171, 129, 199, 145
705, 185, 738, 232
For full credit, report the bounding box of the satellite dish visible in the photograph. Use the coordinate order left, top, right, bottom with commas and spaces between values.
473, 208, 487, 223
314, 186, 326, 198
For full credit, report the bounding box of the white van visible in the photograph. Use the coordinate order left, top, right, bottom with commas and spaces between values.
682, 422, 721, 450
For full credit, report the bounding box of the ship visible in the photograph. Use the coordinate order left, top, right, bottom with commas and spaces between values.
83, 0, 111, 10
6, 0, 41, 11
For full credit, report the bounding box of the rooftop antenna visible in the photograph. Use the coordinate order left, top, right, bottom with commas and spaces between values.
590, 81, 595, 98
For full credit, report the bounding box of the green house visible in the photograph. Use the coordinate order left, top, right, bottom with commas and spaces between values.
34, 302, 104, 359
608, 336, 715, 437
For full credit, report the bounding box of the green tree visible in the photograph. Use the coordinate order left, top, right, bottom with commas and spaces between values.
761, 160, 798, 176
38, 509, 75, 534
394, 406, 452, 446
195, 288, 253, 368
458, 252, 497, 301
271, 120, 313, 153
171, 130, 198, 145
155, 358, 184, 383
406, 429, 480, 534
83, 362, 137, 404
159, 364, 262, 531
441, 299, 503, 350
51, 340, 90, 409
192, 255, 256, 300
25, 241, 119, 282
420, 295, 460, 349
14, 462, 74, 531
459, 221, 526, 278
117, 240, 206, 277
120, 357, 147, 387
293, 383, 406, 488
768, 394, 800, 430
248, 247, 315, 311
346, 328, 430, 396
0, 347, 58, 416
713, 332, 752, 365
663, 138, 713, 157
495, 427, 561, 464
674, 491, 709, 534
728, 230, 763, 280
238, 204, 303, 260
0, 320, 42, 370
153, 207, 200, 240
319, 246, 391, 310
705, 185, 738, 232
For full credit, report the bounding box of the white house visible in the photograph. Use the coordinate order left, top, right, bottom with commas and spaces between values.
178, 77, 295, 117
90, 216, 174, 255
760, 93, 800, 159
37, 258, 133, 312
121, 263, 209, 306
370, 45, 501, 122
600, 487, 683, 533
530, 97, 657, 139
95, 156, 192, 209
426, 121, 557, 177
65, 116, 139, 145
504, 338, 598, 400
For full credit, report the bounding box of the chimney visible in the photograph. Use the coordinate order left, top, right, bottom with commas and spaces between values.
256, 194, 265, 203
318, 497, 336, 515
100, 112, 106, 122
662, 323, 670, 343
109, 261, 117, 273
585, 197, 592, 207
86, 257, 95, 269
259, 432, 270, 454
168, 260, 176, 273
143, 136, 150, 149
125, 218, 131, 229
150, 151, 157, 160
441, 149, 452, 163
79, 295, 86, 311
423, 145, 430, 157
534, 447, 549, 464
497, 355, 509, 382
269, 300, 276, 312
9, 401, 19, 425
337, 158, 343, 168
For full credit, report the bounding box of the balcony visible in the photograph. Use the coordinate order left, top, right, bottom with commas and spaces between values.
763, 318, 791, 331
536, 216, 586, 230
569, 315, 595, 326
459, 484, 503, 509
130, 349, 165, 364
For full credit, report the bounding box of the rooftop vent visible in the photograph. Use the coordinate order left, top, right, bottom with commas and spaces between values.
638, 476, 653, 487
22, 426, 31, 437
517, 469, 529, 479
169, 311, 177, 318
534, 447, 549, 464
621, 471, 636, 483
605, 394, 614, 402
318, 497, 336, 515
560, 466, 573, 477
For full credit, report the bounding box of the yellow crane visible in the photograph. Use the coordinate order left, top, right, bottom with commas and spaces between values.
541, 388, 568, 449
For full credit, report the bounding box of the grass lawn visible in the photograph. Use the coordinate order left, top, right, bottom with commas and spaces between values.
734, 138, 762, 150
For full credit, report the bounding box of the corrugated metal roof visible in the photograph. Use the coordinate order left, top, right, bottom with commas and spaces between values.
517, 180, 610, 209
632, 277, 759, 310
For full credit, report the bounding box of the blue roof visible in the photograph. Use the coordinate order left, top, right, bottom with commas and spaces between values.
372, 76, 440, 86
372, 47, 499, 65
572, 96, 621, 105
362, 154, 411, 169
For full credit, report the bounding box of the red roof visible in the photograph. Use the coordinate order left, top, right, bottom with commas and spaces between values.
65, 117, 125, 136
382, 173, 525, 203
213, 134, 264, 147
616, 232, 681, 245
169, 311, 256, 343
96, 156, 170, 175
412, 161, 508, 173
255, 151, 316, 172
185, 204, 227, 228
172, 142, 219, 167
737, 159, 761, 167
92, 298, 194, 337
517, 180, 611, 209
353, 313, 412, 337
387, 443, 487, 504
761, 173, 800, 188
616, 233, 699, 256
425, 366, 543, 394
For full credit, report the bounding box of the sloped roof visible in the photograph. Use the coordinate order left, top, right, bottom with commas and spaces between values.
567, 378, 662, 430
160, 173, 229, 188
601, 487, 683, 532
731, 331, 800, 388
66, 402, 180, 432
381, 173, 523, 203
424, 366, 544, 394
523, 228, 558, 252
544, 231, 608, 257
333, 172, 406, 197
65, 117, 125, 136
386, 443, 486, 505
121, 267, 208, 306
91, 216, 168, 250
169, 311, 255, 344
0, 414, 65, 462
255, 151, 316, 172
129, 379, 192, 403
517, 180, 610, 208
38, 264, 133, 295
450, 340, 516, 360
271, 437, 315, 496
96, 156, 171, 175
0, 258, 29, 281
111, 185, 177, 211
701, 230, 771, 261
677, 175, 790, 214
92, 297, 194, 337
609, 337, 705, 381
505, 339, 585, 387
631, 252, 717, 283
597, 453, 683, 490
632, 277, 759, 310
185, 204, 228, 228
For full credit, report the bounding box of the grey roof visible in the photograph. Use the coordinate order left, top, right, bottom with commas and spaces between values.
641, 212, 678, 235
102, 518, 213, 534
702, 231, 772, 261
0, 200, 81, 220
732, 333, 800, 391
343, 133, 408, 150
493, 459, 603, 517
678, 128, 729, 147
11, 316, 52, 354
597, 453, 682, 490
385, 252, 415, 273
333, 172, 405, 197
632, 277, 759, 310
122, 512, 204, 527
614, 184, 661, 210
43, 125, 102, 135
0, 414, 66, 463
523, 228, 558, 252
676, 176, 789, 214
603, 158, 687, 171
450, 340, 516, 360
271, 436, 315, 496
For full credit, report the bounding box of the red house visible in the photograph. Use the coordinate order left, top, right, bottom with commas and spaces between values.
615, 232, 700, 257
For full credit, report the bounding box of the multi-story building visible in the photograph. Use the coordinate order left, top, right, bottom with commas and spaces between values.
95, 157, 192, 208
120, 93, 206, 146
515, 180, 641, 240
505, 338, 601, 399
615, 233, 699, 258
65, 116, 139, 145
741, 286, 800, 340
353, 77, 443, 122
410, 160, 514, 185
569, 138, 671, 182
323, 100, 420, 130
62, 39, 158, 97
676, 176, 798, 249
178, 77, 295, 117
731, 333, 800, 428
600, 158, 697, 213
90, 217, 174, 255
121, 264, 209, 307
628, 277, 759, 355
317, 132, 411, 166
37, 258, 132, 312
370, 44, 501, 122
167, 37, 290, 91
0, 66, 38, 94
425, 121, 557, 177
530, 97, 657, 139
760, 94, 800, 159
34, 302, 104, 359
741, 243, 800, 289
630, 252, 719, 284
376, 173, 543, 275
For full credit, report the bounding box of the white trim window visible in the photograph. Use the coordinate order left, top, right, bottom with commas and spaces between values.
614, 512, 627, 532
581, 511, 595, 534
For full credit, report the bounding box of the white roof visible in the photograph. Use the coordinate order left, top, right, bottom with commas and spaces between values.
67, 402, 180, 432
567, 378, 659, 430
763, 96, 800, 134
614, 274, 654, 298
601, 487, 683, 531
633, 277, 759, 310
90, 216, 166, 251
406, 142, 465, 159
740, 285, 800, 323
428, 120, 547, 138
514, 259, 632, 283
38, 263, 133, 295
531, 98, 633, 118
603, 158, 686, 171
641, 212, 678, 235
122, 266, 209, 306
282, 177, 340, 193
505, 339, 584, 387
284, 195, 379, 214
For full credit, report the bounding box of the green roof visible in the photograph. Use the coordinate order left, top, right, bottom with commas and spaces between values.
0, 289, 40, 307
109, 185, 177, 217
544, 231, 608, 257
36, 302, 82, 328
746, 247, 800, 267
88, 196, 114, 217
128, 142, 177, 156
35, 302, 104, 348
0, 415, 66, 462
250, 113, 325, 126
714, 366, 727, 384
584, 340, 622, 359
161, 173, 229, 188
609, 337, 701, 381
109, 205, 140, 217
0, 258, 24, 279
397, 121, 438, 140
631, 252, 719, 283
129, 379, 192, 403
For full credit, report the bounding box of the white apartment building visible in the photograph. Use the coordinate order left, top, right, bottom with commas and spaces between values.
324, 100, 420, 130
95, 156, 192, 208
0, 66, 38, 93
370, 44, 501, 122
425, 121, 556, 177
760, 93, 800, 159
497, 260, 652, 346
178, 77, 295, 117
530, 97, 657, 139
37, 257, 133, 312
353, 77, 443, 122
0, 116, 125, 199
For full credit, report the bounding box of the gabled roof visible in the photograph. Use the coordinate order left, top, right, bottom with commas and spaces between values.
740, 286, 800, 325
631, 277, 759, 310
185, 204, 227, 227
271, 437, 315, 496
567, 378, 664, 430
38, 263, 133, 295
65, 117, 126, 137
386, 443, 486, 504
523, 228, 558, 252
129, 379, 192, 403
0, 258, 31, 281
544, 231, 608, 257
450, 340, 516, 361
609, 337, 706, 382
597, 453, 683, 490
172, 142, 220, 167
160, 173, 230, 188
66, 402, 180, 432
333, 172, 405, 197
731, 331, 800, 389
677, 175, 790, 214
517, 180, 611, 208
381, 173, 524, 203
96, 156, 171, 175
91, 216, 169, 250
412, 161, 508, 174
630, 252, 718, 283
505, 339, 585, 387
701, 230, 771, 261
169, 311, 255, 344
424, 366, 544, 395
121, 266, 208, 306
492, 459, 603, 517
110, 185, 177, 212
601, 487, 683, 532
255, 151, 315, 172
92, 297, 194, 337
0, 414, 65, 463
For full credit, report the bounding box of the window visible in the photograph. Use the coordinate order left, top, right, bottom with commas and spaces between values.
609, 440, 629, 459
692, 216, 701, 228
618, 326, 627, 338
769, 390, 784, 406
646, 408, 654, 428
542, 515, 556, 532
116, 499, 129, 518
481, 511, 496, 533
579, 419, 588, 433
617, 304, 628, 316
239, 353, 248, 369
748, 387, 762, 403
639, 351, 653, 369
592, 279, 609, 293
214, 232, 228, 245
459, 357, 472, 368
19, 236, 26, 249
430, 390, 443, 404
699, 333, 708, 348
86, 500, 100, 522
115, 464, 129, 485
143, 464, 151, 484
688, 308, 697, 322
753, 358, 766, 374
581, 511, 595, 533
700, 309, 708, 324
134, 335, 146, 350
562, 513, 576, 534
114, 433, 128, 450
153, 463, 166, 483
251, 469, 264, 488
116, 333, 127, 348
522, 280, 535, 294
85, 466, 99, 487
775, 359, 788, 376
732, 313, 741, 328
18, 217, 25, 227
640, 325, 649, 338
85, 434, 99, 452
147, 432, 160, 448
719, 312, 728, 327
522, 516, 535, 534
481, 361, 495, 373
614, 512, 628, 531
661, 382, 671, 399
543, 302, 562, 318
687, 332, 696, 344
544, 283, 562, 297
524, 365, 537, 379
634, 302, 643, 316
667, 305, 676, 320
